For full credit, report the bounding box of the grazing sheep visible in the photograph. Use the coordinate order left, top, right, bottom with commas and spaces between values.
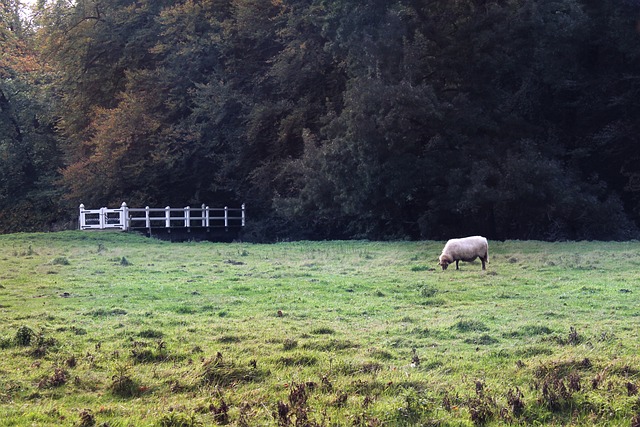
438, 236, 488, 270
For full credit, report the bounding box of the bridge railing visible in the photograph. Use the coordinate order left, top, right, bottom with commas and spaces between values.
79, 203, 245, 231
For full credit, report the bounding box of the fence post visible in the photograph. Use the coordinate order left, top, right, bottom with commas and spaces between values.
165, 206, 171, 228
205, 205, 210, 227
145, 206, 150, 229
241, 203, 245, 227
224, 206, 228, 228
99, 207, 106, 229
184, 206, 190, 228
79, 204, 85, 230
120, 202, 128, 231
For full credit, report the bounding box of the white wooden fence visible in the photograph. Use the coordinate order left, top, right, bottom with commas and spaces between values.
79, 203, 245, 231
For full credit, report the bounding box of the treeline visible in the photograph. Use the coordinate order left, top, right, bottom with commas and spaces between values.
1, 0, 640, 240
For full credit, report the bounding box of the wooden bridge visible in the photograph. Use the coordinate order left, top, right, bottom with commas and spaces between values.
79, 202, 245, 240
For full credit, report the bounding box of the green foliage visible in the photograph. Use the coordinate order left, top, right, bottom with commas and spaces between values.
3, 0, 633, 240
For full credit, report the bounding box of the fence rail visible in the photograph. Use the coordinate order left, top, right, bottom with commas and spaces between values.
79, 203, 245, 231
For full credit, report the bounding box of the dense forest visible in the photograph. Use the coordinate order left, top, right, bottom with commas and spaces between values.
1, 0, 640, 241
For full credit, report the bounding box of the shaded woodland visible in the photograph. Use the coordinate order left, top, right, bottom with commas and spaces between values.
2, 0, 640, 241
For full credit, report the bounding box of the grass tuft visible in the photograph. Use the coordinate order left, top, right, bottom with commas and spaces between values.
201, 353, 269, 386
86, 308, 127, 317
310, 327, 335, 335
138, 329, 164, 339
51, 256, 70, 265
454, 320, 489, 333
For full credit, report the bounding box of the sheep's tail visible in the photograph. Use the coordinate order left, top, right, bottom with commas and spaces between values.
485, 240, 489, 263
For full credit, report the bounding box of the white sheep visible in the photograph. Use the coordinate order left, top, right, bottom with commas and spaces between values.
438, 236, 488, 270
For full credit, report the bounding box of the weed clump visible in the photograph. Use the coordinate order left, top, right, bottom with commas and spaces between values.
273, 382, 320, 427
158, 411, 202, 427
131, 340, 169, 363
109, 364, 139, 398
0, 336, 12, 349
30, 331, 58, 357
532, 359, 588, 411
468, 396, 494, 425
395, 389, 433, 425
210, 398, 230, 425
77, 409, 95, 427
466, 380, 498, 426
14, 325, 35, 346
506, 387, 525, 417
567, 326, 582, 345
70, 326, 87, 335
419, 285, 438, 297
63, 354, 77, 368
38, 367, 67, 388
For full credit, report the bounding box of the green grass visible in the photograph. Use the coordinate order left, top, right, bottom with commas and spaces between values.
0, 231, 639, 426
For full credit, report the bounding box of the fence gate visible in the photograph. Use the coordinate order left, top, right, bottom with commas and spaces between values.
78, 204, 127, 230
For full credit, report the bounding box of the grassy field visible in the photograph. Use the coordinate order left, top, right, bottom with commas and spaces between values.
0, 231, 638, 426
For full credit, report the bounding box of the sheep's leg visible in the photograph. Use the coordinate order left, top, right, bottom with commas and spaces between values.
481, 257, 486, 270
455, 260, 459, 270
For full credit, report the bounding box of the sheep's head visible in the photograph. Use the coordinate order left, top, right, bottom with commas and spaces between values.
438, 254, 452, 270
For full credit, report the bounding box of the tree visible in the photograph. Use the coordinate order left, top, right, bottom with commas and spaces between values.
38, 0, 178, 206
13, 0, 639, 240
561, 0, 640, 221
0, 0, 62, 232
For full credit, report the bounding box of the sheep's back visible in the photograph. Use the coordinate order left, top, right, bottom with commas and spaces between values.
442, 236, 487, 259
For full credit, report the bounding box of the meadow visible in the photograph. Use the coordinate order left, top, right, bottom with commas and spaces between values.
0, 231, 638, 426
